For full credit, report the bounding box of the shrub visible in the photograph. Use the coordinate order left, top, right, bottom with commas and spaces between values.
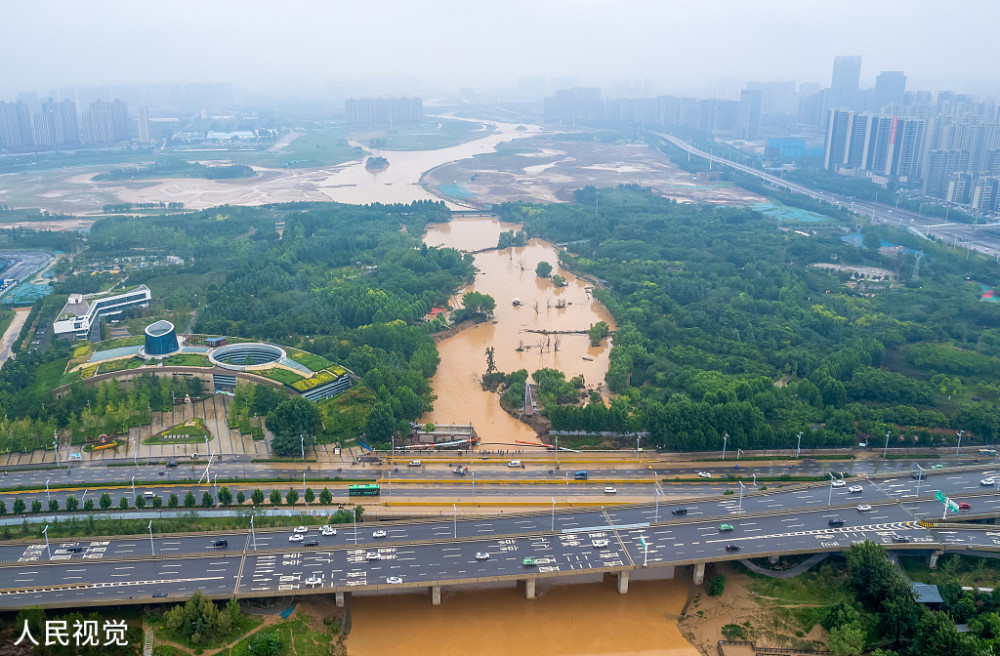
708, 574, 726, 596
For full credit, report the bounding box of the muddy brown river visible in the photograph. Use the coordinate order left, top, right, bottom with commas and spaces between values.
346, 576, 699, 656
420, 216, 616, 446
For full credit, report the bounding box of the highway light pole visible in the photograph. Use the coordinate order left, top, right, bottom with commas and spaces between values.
131, 475, 136, 503
957, 430, 965, 456
148, 521, 155, 556
471, 471, 475, 501
250, 514, 257, 551
915, 464, 924, 498
738, 481, 745, 514
737, 449, 744, 461
828, 472, 836, 506
551, 497, 555, 531
883, 430, 891, 458
43, 525, 51, 559
206, 434, 211, 460
722, 433, 728, 461
300, 434, 305, 461
52, 432, 58, 467
654, 487, 662, 522
796, 432, 802, 459
453, 504, 457, 539
133, 438, 137, 467
45, 479, 50, 502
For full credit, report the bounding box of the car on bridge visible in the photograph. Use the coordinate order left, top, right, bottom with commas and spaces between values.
857, 504, 872, 512
892, 535, 911, 543
387, 576, 403, 584
304, 540, 319, 547
831, 480, 846, 488
522, 557, 538, 567
367, 551, 381, 561
719, 524, 734, 532
293, 526, 308, 533
212, 539, 228, 548
828, 518, 845, 526
697, 472, 712, 478
321, 526, 337, 536
373, 530, 387, 538
408, 460, 422, 467
604, 486, 617, 494
592, 539, 609, 548
959, 502, 972, 510
305, 577, 321, 587
725, 544, 740, 552
982, 478, 995, 486
153, 592, 167, 598
848, 485, 863, 493
289, 534, 304, 542
66, 545, 83, 553
475, 552, 490, 560
671, 508, 688, 516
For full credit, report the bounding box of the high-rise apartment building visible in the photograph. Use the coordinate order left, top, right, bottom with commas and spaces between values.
344, 97, 424, 126
80, 99, 129, 144
873, 71, 906, 111
137, 105, 150, 143
738, 89, 763, 139
830, 56, 862, 110
824, 109, 853, 170
0, 101, 33, 150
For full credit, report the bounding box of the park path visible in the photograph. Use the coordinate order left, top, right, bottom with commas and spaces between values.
0, 307, 30, 365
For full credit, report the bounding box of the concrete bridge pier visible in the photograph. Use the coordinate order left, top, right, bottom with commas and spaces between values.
335, 591, 346, 608
617, 572, 629, 595
430, 585, 442, 605
768, 555, 780, 565
693, 562, 706, 585
525, 578, 536, 599
928, 550, 944, 569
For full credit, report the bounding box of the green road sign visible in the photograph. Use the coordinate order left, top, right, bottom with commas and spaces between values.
935, 490, 947, 503
639, 537, 647, 549
947, 500, 960, 513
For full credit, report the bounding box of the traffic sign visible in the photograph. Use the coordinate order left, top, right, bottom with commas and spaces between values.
935, 490, 946, 503
639, 537, 647, 549
947, 500, 960, 513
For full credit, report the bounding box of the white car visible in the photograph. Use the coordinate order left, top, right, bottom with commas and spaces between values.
981, 478, 995, 486
293, 526, 308, 533
304, 576, 321, 587
831, 480, 846, 487
320, 526, 337, 536
408, 460, 422, 467
475, 552, 490, 561
604, 486, 617, 494
592, 539, 610, 548
697, 472, 712, 479
372, 530, 387, 538
857, 504, 872, 512
848, 485, 863, 493
366, 551, 381, 561
288, 534, 304, 542
386, 576, 403, 584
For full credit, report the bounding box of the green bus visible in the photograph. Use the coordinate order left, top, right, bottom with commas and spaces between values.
348, 483, 381, 497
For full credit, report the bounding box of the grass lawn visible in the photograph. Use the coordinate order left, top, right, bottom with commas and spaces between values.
145, 418, 211, 444
365, 119, 492, 151
742, 558, 852, 605
225, 614, 336, 656
0, 308, 14, 337
95, 335, 144, 351
286, 349, 335, 372
97, 357, 146, 375
161, 353, 213, 367
155, 611, 262, 651
32, 357, 70, 393
259, 367, 305, 386
249, 133, 363, 169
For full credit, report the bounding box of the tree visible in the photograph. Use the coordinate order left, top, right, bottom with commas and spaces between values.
99, 493, 112, 510
135, 495, 145, 509
236, 491, 246, 505
365, 402, 395, 442
84, 499, 94, 511
535, 261, 553, 278
708, 574, 726, 596
845, 541, 910, 611
48, 499, 59, 512
119, 496, 129, 510
828, 621, 865, 656
0, 501, 5, 516
31, 499, 42, 513
168, 493, 179, 508
152, 496, 163, 508
269, 490, 281, 506
13, 498, 25, 514
218, 486, 233, 506
551, 274, 567, 287
320, 488, 333, 505
267, 397, 322, 455
201, 492, 214, 508
184, 491, 196, 508
588, 321, 610, 346
251, 489, 264, 506
304, 488, 315, 504
910, 610, 989, 656
286, 488, 299, 506
65, 496, 78, 512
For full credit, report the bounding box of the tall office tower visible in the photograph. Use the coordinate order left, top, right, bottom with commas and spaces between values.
799, 90, 827, 127
137, 105, 150, 143
738, 89, 763, 139
824, 109, 853, 170
873, 71, 906, 111
830, 56, 862, 110
110, 99, 129, 141
747, 81, 797, 115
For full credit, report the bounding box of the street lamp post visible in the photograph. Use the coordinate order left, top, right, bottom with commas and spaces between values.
453, 504, 457, 539
752, 472, 757, 488
738, 481, 745, 514
555, 436, 559, 467
133, 437, 138, 467
722, 433, 728, 461
148, 521, 155, 556
300, 434, 305, 461
43, 525, 51, 560
654, 487, 662, 522
915, 464, 924, 498
387, 470, 392, 501
206, 434, 211, 459
131, 475, 136, 503
883, 430, 891, 458
796, 432, 803, 459
471, 471, 475, 501
250, 514, 258, 551
827, 472, 836, 506
957, 430, 965, 457
52, 432, 58, 467
737, 448, 744, 461
45, 479, 50, 503
551, 497, 555, 531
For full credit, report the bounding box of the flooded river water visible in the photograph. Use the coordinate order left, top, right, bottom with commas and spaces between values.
420, 216, 616, 446
346, 575, 699, 656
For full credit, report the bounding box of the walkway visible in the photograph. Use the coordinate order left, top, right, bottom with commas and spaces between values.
740, 553, 829, 579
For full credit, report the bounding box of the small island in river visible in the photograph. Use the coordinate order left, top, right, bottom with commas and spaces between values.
365, 155, 389, 171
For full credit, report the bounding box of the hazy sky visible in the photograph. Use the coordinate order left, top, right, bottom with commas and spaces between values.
5, 0, 1000, 98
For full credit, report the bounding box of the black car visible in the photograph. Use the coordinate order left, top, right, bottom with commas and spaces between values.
212, 539, 228, 548
671, 508, 688, 516
828, 518, 845, 527
66, 546, 83, 553
892, 535, 911, 543
725, 544, 741, 552
304, 540, 320, 547
166, 461, 178, 468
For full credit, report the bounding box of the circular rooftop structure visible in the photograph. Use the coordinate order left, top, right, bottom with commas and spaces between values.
209, 342, 285, 371
144, 320, 179, 356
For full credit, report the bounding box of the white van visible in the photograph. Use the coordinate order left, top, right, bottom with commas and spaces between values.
407, 460, 422, 467
507, 460, 522, 468
143, 491, 156, 498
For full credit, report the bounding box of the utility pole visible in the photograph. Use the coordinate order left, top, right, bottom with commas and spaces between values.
883, 430, 891, 458
956, 429, 965, 457
722, 433, 728, 461
796, 432, 803, 459
43, 525, 51, 559
148, 521, 155, 556
301, 434, 305, 461
915, 464, 924, 498
738, 481, 745, 514
827, 472, 836, 506
45, 479, 50, 502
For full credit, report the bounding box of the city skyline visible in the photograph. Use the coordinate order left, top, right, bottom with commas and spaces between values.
4, 0, 1000, 99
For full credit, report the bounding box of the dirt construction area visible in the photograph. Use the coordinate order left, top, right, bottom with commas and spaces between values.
423, 133, 765, 207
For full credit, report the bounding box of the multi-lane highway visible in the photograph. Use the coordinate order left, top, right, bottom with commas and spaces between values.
4, 465, 1000, 608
